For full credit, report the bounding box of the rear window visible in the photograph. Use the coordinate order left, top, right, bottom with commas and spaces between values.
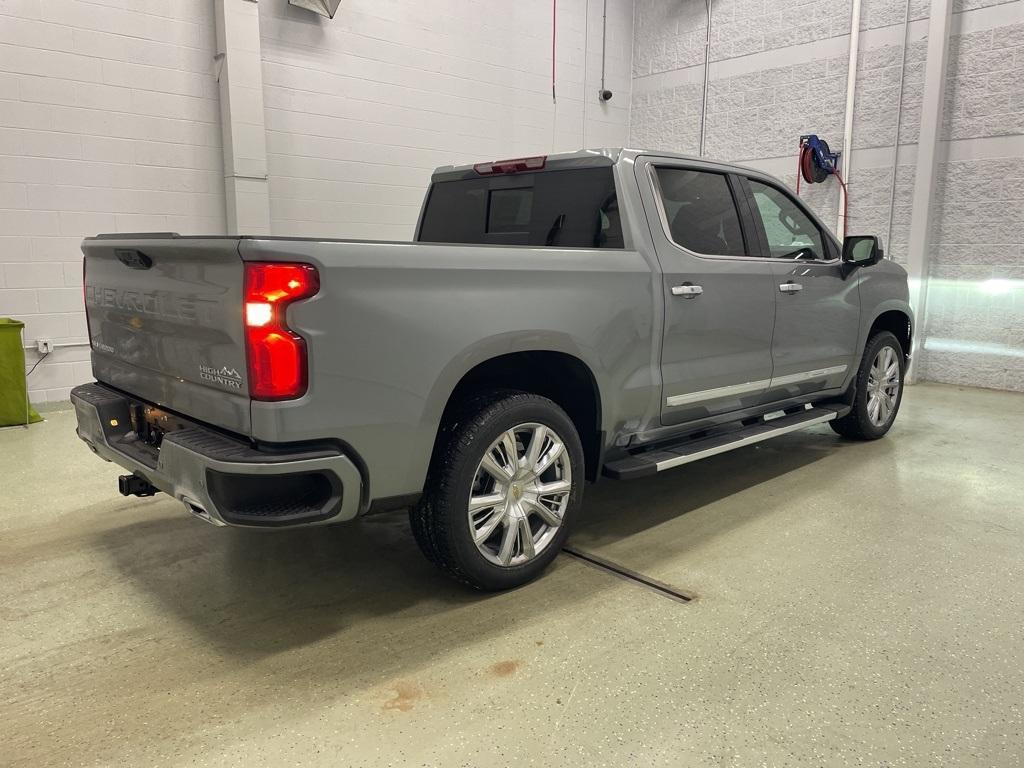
418, 167, 624, 248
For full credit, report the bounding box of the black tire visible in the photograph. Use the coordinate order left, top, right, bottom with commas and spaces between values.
409, 390, 512, 568
410, 391, 584, 591
831, 331, 905, 440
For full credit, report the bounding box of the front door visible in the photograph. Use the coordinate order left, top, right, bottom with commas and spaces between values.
635, 158, 777, 426
740, 176, 860, 400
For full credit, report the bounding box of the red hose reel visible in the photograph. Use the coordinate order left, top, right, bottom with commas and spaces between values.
795, 134, 848, 233
796, 134, 840, 189
800, 142, 829, 184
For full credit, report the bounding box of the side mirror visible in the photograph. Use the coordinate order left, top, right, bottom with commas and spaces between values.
842, 235, 883, 266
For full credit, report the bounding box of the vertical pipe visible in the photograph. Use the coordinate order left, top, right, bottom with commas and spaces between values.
698, 0, 711, 157
906, 0, 953, 383
837, 0, 862, 239
599, 0, 608, 95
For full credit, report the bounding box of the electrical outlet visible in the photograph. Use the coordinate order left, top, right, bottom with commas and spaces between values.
36, 339, 54, 354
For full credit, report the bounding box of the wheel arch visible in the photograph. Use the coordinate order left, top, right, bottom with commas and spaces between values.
838, 302, 913, 406
867, 306, 913, 358
425, 341, 605, 483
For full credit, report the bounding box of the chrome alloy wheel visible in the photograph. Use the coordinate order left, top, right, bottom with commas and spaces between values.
468, 422, 572, 567
867, 345, 901, 427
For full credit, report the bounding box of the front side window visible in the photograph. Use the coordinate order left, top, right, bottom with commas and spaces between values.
748, 180, 826, 260
652, 168, 746, 257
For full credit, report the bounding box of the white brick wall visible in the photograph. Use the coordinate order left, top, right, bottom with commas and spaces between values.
1, 0, 224, 403
2, 0, 632, 403
259, 0, 634, 240
11, 0, 1014, 400
631, 0, 1024, 392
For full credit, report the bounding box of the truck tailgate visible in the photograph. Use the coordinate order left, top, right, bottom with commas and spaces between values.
82, 236, 251, 436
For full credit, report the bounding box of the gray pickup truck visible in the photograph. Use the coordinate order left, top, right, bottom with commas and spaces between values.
72, 148, 912, 590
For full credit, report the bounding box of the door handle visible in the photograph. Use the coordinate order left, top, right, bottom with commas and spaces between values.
779, 282, 803, 293
671, 284, 703, 297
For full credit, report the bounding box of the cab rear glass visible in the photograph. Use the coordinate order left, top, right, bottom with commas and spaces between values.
418, 167, 624, 248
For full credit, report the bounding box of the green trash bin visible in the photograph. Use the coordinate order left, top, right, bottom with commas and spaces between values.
0, 318, 42, 427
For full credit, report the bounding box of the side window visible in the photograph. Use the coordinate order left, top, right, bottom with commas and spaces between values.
653, 167, 747, 257
418, 167, 623, 248
748, 180, 825, 260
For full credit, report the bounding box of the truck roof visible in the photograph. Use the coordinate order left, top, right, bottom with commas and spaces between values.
430, 148, 762, 182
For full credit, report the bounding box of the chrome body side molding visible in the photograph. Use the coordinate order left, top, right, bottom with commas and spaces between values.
665, 365, 848, 408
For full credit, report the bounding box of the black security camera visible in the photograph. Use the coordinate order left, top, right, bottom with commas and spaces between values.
598, 89, 613, 102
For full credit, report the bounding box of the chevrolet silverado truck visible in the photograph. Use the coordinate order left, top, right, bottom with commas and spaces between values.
72, 148, 912, 590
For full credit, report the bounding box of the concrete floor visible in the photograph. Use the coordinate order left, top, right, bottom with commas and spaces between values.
2, 383, 1023, 767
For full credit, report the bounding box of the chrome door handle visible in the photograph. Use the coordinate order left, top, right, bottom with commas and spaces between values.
671, 284, 703, 297
779, 282, 803, 293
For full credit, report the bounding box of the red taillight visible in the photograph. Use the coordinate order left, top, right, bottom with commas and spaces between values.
244, 262, 319, 401
473, 155, 546, 175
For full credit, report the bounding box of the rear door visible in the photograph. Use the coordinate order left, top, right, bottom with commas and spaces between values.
634, 157, 777, 426
739, 177, 860, 399
82, 236, 251, 435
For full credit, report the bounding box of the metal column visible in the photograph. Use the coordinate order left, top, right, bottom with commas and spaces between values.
214, 0, 271, 235
905, 0, 953, 382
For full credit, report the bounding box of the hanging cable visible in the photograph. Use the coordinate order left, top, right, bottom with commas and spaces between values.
583, 0, 590, 144
551, 0, 557, 103
884, 0, 913, 254
599, 0, 608, 96
26, 351, 49, 377
698, 0, 712, 157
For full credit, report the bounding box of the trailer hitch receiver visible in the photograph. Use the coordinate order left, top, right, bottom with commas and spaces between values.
118, 474, 158, 498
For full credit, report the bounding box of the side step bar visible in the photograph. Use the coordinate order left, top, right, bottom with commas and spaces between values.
603, 406, 842, 480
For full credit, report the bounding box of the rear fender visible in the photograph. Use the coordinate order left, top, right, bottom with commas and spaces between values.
409, 331, 606, 478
